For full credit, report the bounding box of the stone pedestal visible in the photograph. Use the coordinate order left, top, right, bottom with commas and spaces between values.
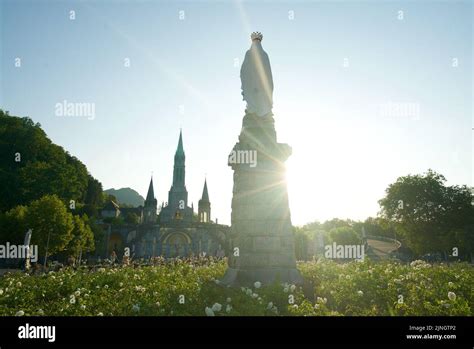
221, 112, 303, 286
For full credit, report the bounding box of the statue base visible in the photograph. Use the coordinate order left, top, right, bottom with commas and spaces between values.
221, 112, 303, 287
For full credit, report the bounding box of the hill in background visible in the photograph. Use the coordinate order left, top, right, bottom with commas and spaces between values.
104, 188, 145, 207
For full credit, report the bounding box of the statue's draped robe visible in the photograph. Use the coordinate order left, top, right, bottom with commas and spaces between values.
240, 41, 274, 117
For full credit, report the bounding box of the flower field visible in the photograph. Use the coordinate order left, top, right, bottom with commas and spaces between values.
0, 259, 472, 316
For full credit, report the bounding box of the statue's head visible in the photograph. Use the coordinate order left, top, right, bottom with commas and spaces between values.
251, 32, 263, 42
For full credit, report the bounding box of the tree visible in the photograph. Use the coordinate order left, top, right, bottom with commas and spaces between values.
293, 227, 310, 260
125, 212, 140, 225
378, 170, 473, 256
85, 215, 106, 257
321, 218, 354, 232
81, 176, 104, 217
103, 216, 124, 225
329, 226, 361, 245
27, 195, 74, 258
362, 217, 397, 239
0, 110, 101, 212
66, 215, 95, 258
0, 205, 29, 244
84, 176, 103, 207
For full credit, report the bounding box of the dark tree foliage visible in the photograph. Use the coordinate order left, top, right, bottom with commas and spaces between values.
0, 110, 101, 213
379, 169, 474, 256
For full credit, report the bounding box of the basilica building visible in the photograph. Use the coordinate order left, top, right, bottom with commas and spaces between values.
101, 131, 229, 259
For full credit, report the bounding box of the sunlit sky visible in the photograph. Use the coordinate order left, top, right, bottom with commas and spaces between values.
1, 0, 472, 226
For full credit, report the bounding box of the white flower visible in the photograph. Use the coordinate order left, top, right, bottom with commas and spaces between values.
104, 285, 109, 289
205, 307, 215, 316
75, 290, 81, 297
283, 287, 289, 293
448, 292, 456, 301
211, 303, 222, 312
0, 289, 3, 295
267, 302, 273, 310
314, 304, 320, 309
156, 301, 161, 307
252, 293, 258, 299
135, 286, 146, 292
98, 268, 105, 273
15, 310, 24, 316
316, 296, 327, 304
70, 296, 76, 304
448, 282, 453, 287
97, 312, 103, 316
254, 281, 262, 289
246, 289, 252, 296
38, 309, 44, 315
119, 282, 124, 287
16, 282, 22, 287
357, 290, 364, 296
214, 279, 221, 285
132, 304, 140, 312
290, 284, 296, 292
225, 304, 232, 313
80, 305, 86, 310
410, 260, 430, 269
226, 297, 232, 303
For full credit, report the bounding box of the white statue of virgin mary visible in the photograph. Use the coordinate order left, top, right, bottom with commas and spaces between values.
240, 32, 274, 117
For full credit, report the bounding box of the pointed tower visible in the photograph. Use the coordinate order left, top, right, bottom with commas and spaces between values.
159, 130, 193, 224
173, 130, 185, 188
198, 179, 211, 223
144, 176, 157, 224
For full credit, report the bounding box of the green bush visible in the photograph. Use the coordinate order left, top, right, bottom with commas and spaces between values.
0, 259, 472, 316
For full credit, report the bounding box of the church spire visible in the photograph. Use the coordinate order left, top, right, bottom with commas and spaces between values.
145, 176, 155, 202
201, 178, 209, 202
198, 178, 211, 223
160, 129, 191, 224
144, 175, 157, 224
175, 129, 185, 158
172, 130, 185, 187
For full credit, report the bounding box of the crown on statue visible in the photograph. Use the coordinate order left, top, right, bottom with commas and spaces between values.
251, 32, 263, 41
